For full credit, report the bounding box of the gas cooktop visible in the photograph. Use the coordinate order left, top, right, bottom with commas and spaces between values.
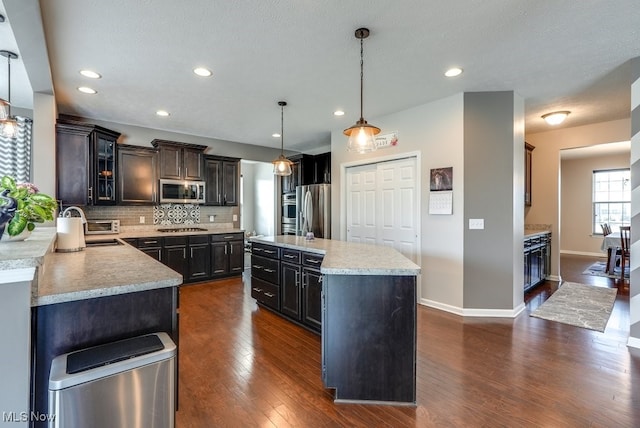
156, 227, 208, 233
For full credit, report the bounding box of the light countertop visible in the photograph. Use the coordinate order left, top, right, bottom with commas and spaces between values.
524, 230, 551, 238
250, 235, 421, 276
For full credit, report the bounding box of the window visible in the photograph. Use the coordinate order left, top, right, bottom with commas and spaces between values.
0, 116, 33, 182
593, 168, 630, 234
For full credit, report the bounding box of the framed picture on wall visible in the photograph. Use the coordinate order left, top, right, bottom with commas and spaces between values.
430, 167, 453, 191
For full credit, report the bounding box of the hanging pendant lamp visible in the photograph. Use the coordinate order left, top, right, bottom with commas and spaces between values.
344, 28, 380, 153
272, 101, 293, 176
0, 50, 18, 138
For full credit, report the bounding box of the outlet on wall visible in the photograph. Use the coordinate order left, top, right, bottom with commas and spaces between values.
469, 218, 484, 230
233, 214, 238, 222
209, 215, 215, 222
139, 216, 145, 224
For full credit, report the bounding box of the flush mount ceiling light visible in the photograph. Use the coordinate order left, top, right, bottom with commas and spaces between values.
272, 101, 293, 176
0, 50, 18, 138
193, 67, 212, 77
78, 86, 97, 94
156, 110, 170, 117
80, 69, 101, 79
445, 67, 463, 77
344, 27, 380, 154
542, 110, 570, 125
333, 110, 345, 116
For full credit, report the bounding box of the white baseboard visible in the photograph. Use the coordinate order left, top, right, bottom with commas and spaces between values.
560, 250, 606, 258
627, 336, 640, 350
545, 275, 561, 282
419, 299, 526, 318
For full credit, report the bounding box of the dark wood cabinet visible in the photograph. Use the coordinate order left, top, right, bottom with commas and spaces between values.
524, 231, 551, 292
137, 237, 163, 262
56, 121, 121, 206
118, 144, 158, 204
525, 142, 534, 206
281, 260, 302, 320
314, 152, 331, 184
210, 233, 245, 278
163, 236, 187, 279
280, 153, 330, 194
204, 155, 240, 206
152, 139, 207, 180
251, 242, 323, 333
187, 236, 210, 281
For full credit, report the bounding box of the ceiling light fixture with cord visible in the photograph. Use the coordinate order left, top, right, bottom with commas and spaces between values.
542, 110, 570, 126
343, 28, 380, 154
0, 50, 19, 138
272, 101, 293, 176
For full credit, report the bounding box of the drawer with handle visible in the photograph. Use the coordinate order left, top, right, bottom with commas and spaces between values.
210, 232, 244, 242
251, 254, 280, 284
137, 237, 163, 248
250, 277, 280, 310
281, 248, 301, 264
302, 252, 324, 268
251, 242, 280, 260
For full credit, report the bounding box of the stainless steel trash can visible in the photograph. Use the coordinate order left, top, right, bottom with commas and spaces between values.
48, 332, 176, 428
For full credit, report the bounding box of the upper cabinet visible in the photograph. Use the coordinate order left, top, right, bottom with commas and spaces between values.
204, 155, 240, 206
152, 139, 207, 180
525, 143, 534, 206
56, 120, 121, 206
281, 152, 331, 194
118, 144, 158, 204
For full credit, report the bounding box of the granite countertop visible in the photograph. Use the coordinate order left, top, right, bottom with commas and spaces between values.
0, 227, 57, 271
250, 235, 421, 276
115, 225, 244, 239
35, 239, 182, 307
524, 230, 551, 238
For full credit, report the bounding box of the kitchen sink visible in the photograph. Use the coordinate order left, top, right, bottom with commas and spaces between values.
85, 239, 124, 247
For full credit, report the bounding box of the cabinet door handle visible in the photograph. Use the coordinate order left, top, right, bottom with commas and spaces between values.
252, 287, 263, 292
264, 249, 276, 254
305, 258, 321, 264
264, 268, 275, 273
224, 235, 234, 239
225, 246, 228, 255
319, 275, 323, 283
284, 254, 296, 259
185, 167, 188, 177
191, 248, 194, 258
218, 194, 221, 203
264, 292, 275, 298
88, 186, 93, 202
143, 240, 158, 245
253, 247, 262, 252
183, 248, 186, 259
297, 271, 302, 287
252, 264, 263, 270
230, 245, 233, 254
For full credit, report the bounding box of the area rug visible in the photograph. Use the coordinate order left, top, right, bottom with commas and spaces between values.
582, 260, 629, 279
530, 282, 617, 332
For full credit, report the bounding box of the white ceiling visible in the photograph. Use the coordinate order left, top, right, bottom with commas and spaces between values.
3, 0, 640, 152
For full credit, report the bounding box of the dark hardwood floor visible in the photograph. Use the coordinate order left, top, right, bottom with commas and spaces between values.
176, 255, 639, 427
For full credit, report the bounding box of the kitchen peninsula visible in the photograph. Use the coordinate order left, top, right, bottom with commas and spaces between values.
250, 235, 421, 405
0, 227, 183, 426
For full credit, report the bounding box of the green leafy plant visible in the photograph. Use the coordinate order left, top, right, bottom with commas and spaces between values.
0, 175, 58, 236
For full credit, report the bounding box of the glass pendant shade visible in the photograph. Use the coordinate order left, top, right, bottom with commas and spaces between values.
346, 28, 380, 154
273, 155, 293, 176
0, 117, 17, 138
272, 101, 293, 176
0, 99, 9, 120
344, 120, 380, 153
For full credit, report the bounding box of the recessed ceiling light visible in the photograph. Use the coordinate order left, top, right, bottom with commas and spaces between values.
77, 86, 97, 94
542, 111, 570, 125
156, 110, 170, 117
444, 67, 463, 77
272, 133, 281, 138
193, 67, 212, 77
80, 70, 101, 79
334, 110, 345, 116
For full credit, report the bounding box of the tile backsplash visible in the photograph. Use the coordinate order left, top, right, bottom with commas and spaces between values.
82, 204, 238, 227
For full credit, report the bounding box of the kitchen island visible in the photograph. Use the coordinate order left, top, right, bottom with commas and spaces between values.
0, 227, 183, 426
250, 235, 420, 405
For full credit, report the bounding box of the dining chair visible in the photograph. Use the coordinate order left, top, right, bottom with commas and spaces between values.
601, 223, 618, 273
619, 226, 631, 280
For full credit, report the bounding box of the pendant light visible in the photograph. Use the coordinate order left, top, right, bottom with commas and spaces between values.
0, 50, 18, 138
272, 101, 293, 176
344, 28, 380, 153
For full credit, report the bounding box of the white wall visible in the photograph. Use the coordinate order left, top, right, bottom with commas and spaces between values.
241, 161, 275, 236
560, 152, 630, 255
331, 94, 465, 309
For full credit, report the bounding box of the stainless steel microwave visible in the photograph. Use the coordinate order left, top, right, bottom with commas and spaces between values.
159, 179, 206, 204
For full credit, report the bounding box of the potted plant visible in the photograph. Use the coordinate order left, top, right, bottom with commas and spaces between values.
0, 175, 58, 240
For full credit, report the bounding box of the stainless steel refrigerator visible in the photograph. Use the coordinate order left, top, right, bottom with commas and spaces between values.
296, 184, 331, 239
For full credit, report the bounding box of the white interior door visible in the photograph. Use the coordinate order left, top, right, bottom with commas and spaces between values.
346, 157, 419, 263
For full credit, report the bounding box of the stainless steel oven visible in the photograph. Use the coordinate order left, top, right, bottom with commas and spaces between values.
282, 192, 297, 234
